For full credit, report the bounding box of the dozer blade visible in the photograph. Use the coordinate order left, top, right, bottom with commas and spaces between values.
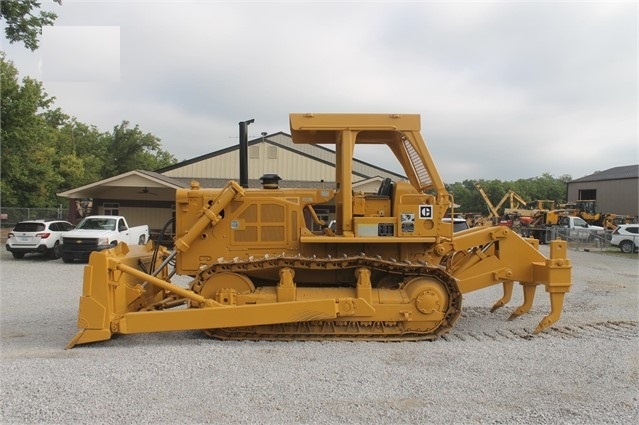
67, 180, 248, 348
66, 242, 172, 349
66, 328, 112, 350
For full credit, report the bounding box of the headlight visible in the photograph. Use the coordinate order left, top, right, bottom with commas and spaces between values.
98, 237, 109, 245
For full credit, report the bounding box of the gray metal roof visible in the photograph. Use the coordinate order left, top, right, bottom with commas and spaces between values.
569, 164, 639, 183
155, 131, 406, 181
136, 170, 186, 187
168, 177, 337, 190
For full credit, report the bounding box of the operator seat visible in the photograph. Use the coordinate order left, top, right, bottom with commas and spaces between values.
377, 178, 393, 197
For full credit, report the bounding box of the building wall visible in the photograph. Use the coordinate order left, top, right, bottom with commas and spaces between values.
161, 134, 404, 183
162, 141, 375, 184
354, 180, 384, 193
567, 178, 638, 217
161, 141, 331, 181
95, 200, 174, 231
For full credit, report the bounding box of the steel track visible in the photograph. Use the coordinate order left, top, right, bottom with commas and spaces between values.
189, 254, 463, 341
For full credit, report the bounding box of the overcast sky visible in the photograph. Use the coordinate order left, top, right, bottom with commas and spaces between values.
2, 0, 637, 183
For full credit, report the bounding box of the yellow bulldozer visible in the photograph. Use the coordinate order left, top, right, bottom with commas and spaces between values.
66, 113, 571, 349
563, 200, 636, 230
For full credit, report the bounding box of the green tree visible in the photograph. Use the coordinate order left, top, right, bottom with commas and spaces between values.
446, 174, 571, 216
1, 55, 177, 207
0, 54, 63, 207
446, 181, 473, 211
0, 0, 61, 51
45, 112, 109, 192
102, 121, 177, 177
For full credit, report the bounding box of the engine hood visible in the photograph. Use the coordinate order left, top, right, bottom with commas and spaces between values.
65, 229, 112, 238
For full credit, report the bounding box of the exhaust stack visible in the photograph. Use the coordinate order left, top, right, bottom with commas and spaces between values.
239, 119, 254, 188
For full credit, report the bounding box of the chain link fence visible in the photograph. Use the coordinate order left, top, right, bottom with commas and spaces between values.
517, 225, 620, 252
0, 207, 67, 228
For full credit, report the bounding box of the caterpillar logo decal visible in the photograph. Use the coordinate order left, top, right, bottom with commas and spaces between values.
419, 205, 432, 219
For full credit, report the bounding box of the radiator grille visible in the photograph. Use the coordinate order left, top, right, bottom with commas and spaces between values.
239, 204, 258, 222
261, 226, 285, 241
232, 203, 287, 244
233, 226, 257, 242
261, 204, 285, 223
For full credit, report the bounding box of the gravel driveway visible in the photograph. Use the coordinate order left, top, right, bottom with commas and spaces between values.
1, 246, 637, 424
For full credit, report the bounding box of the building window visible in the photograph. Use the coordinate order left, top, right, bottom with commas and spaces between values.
311, 210, 329, 232
103, 202, 119, 216
268, 145, 278, 159
249, 145, 260, 159
579, 189, 596, 200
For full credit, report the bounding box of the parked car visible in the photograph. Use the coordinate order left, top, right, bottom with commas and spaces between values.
555, 215, 605, 242
610, 224, 639, 253
5, 219, 75, 259
61, 215, 149, 263
442, 217, 470, 232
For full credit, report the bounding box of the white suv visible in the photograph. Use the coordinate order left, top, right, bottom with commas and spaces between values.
5, 219, 75, 259
610, 224, 639, 253
442, 217, 470, 232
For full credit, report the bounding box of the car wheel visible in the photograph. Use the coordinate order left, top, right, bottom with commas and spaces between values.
619, 240, 635, 254
49, 241, 62, 259
12, 252, 25, 259
62, 255, 74, 263
138, 235, 146, 244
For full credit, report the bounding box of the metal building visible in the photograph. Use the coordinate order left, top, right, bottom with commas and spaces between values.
566, 165, 638, 218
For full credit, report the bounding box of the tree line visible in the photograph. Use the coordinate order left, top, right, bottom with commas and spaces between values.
446, 175, 572, 216
0, 54, 178, 207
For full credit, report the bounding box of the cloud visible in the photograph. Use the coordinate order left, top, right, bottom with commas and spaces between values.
42, 26, 120, 82
2, 1, 636, 182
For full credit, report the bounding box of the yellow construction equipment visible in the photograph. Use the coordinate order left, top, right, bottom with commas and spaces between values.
563, 200, 636, 230
474, 183, 530, 227
473, 182, 501, 224
67, 113, 572, 349
497, 190, 528, 212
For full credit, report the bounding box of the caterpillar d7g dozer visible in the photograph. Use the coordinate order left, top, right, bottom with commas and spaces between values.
66, 113, 571, 349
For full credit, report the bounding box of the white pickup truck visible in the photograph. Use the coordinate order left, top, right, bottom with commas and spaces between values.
555, 215, 605, 242
61, 215, 149, 263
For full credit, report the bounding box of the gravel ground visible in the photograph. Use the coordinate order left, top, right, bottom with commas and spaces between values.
1, 245, 637, 424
